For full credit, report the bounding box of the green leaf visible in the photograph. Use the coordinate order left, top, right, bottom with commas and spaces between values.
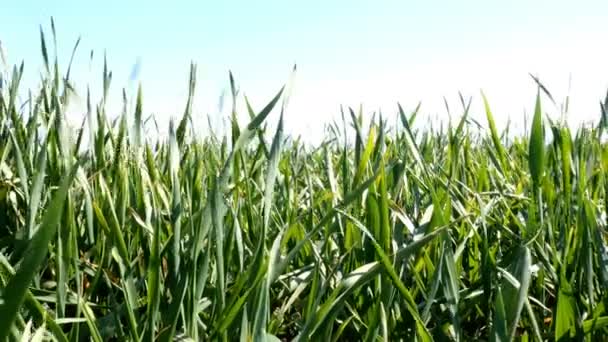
491, 285, 508, 342
506, 245, 532, 340
0, 162, 79, 339
481, 91, 507, 173
529, 90, 544, 189
555, 276, 577, 340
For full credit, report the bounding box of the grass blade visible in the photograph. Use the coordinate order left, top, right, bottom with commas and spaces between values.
0, 162, 79, 339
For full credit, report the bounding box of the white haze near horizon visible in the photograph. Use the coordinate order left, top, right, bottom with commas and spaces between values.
65, 47, 608, 146
1, 17, 607, 146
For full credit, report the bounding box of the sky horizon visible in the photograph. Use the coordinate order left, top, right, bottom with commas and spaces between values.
2, 1, 608, 142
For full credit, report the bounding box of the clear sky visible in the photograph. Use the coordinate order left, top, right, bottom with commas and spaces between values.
1, 0, 607, 141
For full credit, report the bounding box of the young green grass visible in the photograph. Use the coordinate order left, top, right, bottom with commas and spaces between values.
1, 21, 608, 341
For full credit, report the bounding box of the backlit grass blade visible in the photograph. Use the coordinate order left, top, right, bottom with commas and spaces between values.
263, 111, 284, 235
177, 63, 196, 146
133, 84, 143, 149
64, 36, 81, 83
353, 124, 375, 187
218, 85, 284, 189
39, 26, 50, 74
481, 91, 507, 173
529, 90, 544, 190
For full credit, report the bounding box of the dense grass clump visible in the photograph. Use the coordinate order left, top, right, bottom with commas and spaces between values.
1, 25, 608, 341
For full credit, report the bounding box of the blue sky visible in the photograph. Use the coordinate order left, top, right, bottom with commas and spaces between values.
1, 0, 607, 141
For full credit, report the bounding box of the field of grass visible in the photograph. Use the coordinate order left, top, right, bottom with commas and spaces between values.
2, 25, 608, 341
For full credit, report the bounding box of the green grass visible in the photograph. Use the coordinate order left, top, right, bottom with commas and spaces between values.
1, 22, 608, 341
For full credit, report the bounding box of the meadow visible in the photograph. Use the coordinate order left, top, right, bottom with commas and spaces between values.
1, 25, 608, 341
